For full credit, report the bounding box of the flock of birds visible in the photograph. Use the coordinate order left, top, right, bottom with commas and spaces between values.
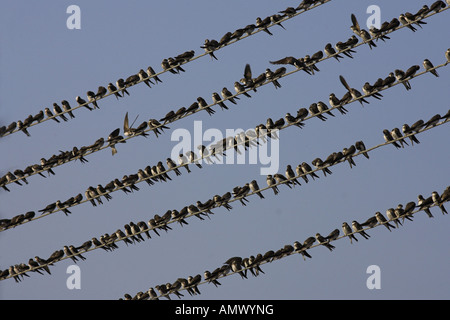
121, 187, 449, 300
1, 0, 449, 300
2, 108, 448, 283
2, 0, 447, 141
1, 43, 448, 197
1, 55, 449, 232
0, 1, 332, 140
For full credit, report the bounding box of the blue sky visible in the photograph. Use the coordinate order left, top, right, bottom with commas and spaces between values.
1, 0, 449, 300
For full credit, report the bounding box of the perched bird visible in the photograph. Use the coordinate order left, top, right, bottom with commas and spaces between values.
255, 16, 273, 36
87, 91, 99, 109
402, 123, 421, 145
352, 220, 370, 239
423, 59, 439, 77
266, 175, 279, 195
138, 69, 153, 88
316, 233, 335, 251
391, 127, 409, 148
325, 42, 344, 62
375, 211, 396, 231
107, 83, 122, 99
96, 86, 107, 99
221, 87, 240, 104
234, 81, 251, 98
342, 222, 358, 244
394, 69, 411, 90
383, 129, 402, 149
38, 202, 57, 215
432, 190, 448, 215
212, 92, 228, 111
76, 96, 93, 111
61, 100, 75, 119
53, 103, 69, 122
293, 241, 312, 260
116, 78, 130, 96
417, 194, 434, 218
249, 179, 265, 199
147, 66, 163, 84
45, 108, 60, 123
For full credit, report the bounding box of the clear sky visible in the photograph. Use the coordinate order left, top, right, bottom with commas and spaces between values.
0, 0, 449, 300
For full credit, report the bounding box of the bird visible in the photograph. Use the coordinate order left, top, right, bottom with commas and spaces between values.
212, 92, 228, 111
383, 129, 402, 149
107, 83, 122, 99
265, 68, 282, 89
116, 78, 130, 96
59, 100, 75, 119
324, 43, 344, 61
402, 123, 421, 145
138, 69, 153, 88
166, 158, 182, 176
266, 175, 279, 195
201, 39, 219, 60
221, 87, 240, 104
285, 165, 301, 186
76, 96, 93, 111
87, 91, 99, 109
375, 211, 396, 231
316, 233, 335, 251
311, 158, 332, 177
52, 103, 69, 122
147, 66, 163, 84
178, 154, 191, 173
417, 195, 434, 218
394, 69, 412, 90
342, 222, 358, 244
352, 220, 370, 239
255, 16, 273, 36
423, 59, 439, 77
234, 81, 251, 98
325, 229, 340, 242
391, 127, 409, 148
339, 75, 369, 106
96, 86, 107, 100
343, 145, 357, 168
293, 241, 312, 260
432, 190, 448, 215
269, 56, 306, 70
329, 93, 348, 115
38, 202, 57, 215
249, 179, 265, 199
44, 108, 60, 123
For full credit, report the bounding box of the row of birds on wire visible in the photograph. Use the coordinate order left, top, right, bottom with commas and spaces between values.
2, 109, 449, 283
120, 186, 449, 300
0, 1, 333, 140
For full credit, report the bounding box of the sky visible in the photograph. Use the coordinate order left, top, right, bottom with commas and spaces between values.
0, 0, 449, 300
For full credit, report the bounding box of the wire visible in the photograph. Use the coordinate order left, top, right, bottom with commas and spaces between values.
0, 0, 334, 138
